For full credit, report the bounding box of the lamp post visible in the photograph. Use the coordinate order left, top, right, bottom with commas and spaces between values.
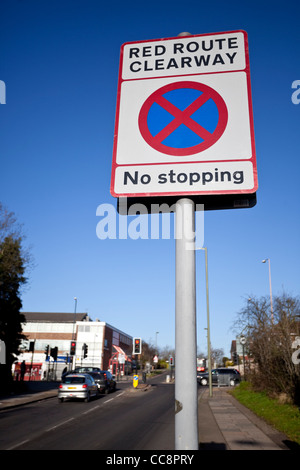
262, 259, 274, 323
197, 247, 212, 397
73, 297, 77, 340
155, 332, 159, 370
72, 297, 77, 370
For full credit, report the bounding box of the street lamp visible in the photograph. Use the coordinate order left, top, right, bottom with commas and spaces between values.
197, 247, 212, 397
262, 259, 274, 323
155, 331, 159, 352
73, 297, 77, 340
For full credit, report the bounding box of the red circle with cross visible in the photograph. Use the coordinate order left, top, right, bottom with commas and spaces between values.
138, 81, 228, 157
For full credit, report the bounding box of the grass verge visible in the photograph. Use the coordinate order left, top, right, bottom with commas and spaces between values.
230, 381, 300, 446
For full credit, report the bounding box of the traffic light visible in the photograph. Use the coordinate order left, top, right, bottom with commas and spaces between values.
50, 346, 58, 361
44, 345, 49, 358
83, 343, 88, 359
70, 341, 76, 356
133, 338, 142, 355
169, 356, 174, 366
233, 352, 239, 365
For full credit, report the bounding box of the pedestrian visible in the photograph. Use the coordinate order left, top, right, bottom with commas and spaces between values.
20, 360, 26, 381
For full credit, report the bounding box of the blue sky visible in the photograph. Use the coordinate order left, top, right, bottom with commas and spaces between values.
1, 0, 299, 357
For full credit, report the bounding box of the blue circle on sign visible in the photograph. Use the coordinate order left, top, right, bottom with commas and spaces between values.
147, 89, 219, 148
138, 81, 228, 157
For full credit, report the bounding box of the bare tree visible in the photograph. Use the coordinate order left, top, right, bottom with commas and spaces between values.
233, 293, 300, 404
210, 347, 224, 368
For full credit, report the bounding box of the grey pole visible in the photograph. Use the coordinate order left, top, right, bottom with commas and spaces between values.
203, 247, 213, 397
72, 297, 77, 370
73, 297, 77, 341
262, 258, 274, 324
175, 198, 198, 450
196, 247, 212, 396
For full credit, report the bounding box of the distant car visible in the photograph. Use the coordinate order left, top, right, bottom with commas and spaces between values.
74, 366, 102, 373
89, 371, 116, 394
197, 368, 241, 387
58, 374, 99, 402
61, 367, 102, 380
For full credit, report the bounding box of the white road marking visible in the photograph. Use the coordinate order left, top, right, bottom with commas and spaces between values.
7, 439, 29, 450
46, 417, 74, 432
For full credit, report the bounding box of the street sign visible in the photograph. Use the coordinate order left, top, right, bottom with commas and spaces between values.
111, 30, 258, 202
118, 354, 125, 364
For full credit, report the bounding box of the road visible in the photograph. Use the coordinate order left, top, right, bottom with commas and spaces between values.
0, 373, 176, 450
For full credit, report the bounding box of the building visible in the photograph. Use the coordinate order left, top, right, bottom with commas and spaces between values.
14, 312, 133, 381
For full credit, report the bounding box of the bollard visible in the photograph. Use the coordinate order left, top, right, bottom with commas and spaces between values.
133, 375, 138, 388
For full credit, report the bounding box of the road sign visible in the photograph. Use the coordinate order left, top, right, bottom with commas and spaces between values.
118, 354, 125, 364
110, 30, 258, 202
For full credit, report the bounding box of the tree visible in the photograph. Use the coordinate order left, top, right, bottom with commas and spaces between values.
139, 339, 160, 369
233, 293, 300, 405
210, 347, 224, 368
0, 204, 30, 392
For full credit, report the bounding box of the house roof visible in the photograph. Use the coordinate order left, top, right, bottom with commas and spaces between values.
22, 312, 89, 323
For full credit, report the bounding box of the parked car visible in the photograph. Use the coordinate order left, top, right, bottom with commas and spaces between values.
197, 368, 241, 387
74, 367, 102, 373
58, 374, 99, 402
89, 370, 116, 394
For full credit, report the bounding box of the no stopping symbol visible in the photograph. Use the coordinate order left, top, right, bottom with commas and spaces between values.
138, 81, 228, 156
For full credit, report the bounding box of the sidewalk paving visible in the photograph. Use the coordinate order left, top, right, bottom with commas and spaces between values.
198, 387, 294, 450
0, 381, 296, 450
0, 381, 58, 410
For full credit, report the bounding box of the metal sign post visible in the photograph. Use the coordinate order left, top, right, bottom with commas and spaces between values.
175, 198, 198, 450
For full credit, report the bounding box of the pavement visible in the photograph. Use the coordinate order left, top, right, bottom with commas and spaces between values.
0, 380, 297, 451
197, 386, 296, 450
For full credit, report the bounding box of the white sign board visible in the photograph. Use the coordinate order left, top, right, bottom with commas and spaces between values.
111, 31, 258, 199
118, 354, 125, 364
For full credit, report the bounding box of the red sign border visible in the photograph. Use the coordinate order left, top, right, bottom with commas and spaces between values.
110, 30, 258, 199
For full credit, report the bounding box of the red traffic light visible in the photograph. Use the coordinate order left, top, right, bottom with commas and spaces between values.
70, 341, 76, 356
133, 338, 141, 354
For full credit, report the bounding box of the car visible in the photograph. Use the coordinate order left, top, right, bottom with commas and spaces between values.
58, 373, 99, 402
197, 368, 241, 387
74, 366, 102, 373
89, 370, 116, 394
61, 366, 102, 380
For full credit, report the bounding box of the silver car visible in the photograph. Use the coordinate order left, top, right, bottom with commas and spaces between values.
58, 374, 99, 403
